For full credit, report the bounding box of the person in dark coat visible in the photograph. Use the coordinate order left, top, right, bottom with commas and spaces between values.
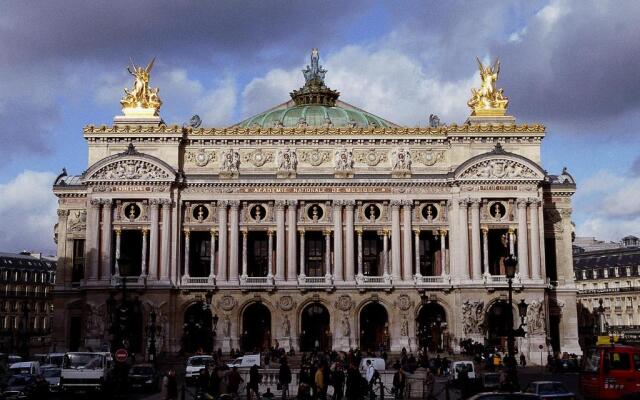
228, 366, 244, 397
345, 363, 362, 400
249, 364, 262, 399
332, 363, 345, 400
279, 358, 292, 400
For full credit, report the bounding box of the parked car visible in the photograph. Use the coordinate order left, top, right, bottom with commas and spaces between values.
60, 352, 114, 393
226, 354, 261, 369
580, 345, 640, 400
467, 393, 540, 400
8, 362, 40, 377
524, 381, 575, 399
128, 363, 159, 392
482, 372, 501, 391
185, 356, 214, 385
1, 374, 44, 400
45, 353, 65, 368
41, 367, 61, 393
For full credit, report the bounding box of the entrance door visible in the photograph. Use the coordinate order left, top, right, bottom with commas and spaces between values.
416, 303, 446, 352
360, 303, 389, 351
300, 303, 331, 351
487, 301, 513, 348
242, 303, 271, 352
183, 303, 213, 353
306, 232, 325, 277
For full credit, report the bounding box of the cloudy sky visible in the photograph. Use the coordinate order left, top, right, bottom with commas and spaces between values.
1, 0, 639, 254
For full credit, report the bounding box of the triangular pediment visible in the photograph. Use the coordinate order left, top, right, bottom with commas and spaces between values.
455, 147, 545, 182
84, 145, 176, 183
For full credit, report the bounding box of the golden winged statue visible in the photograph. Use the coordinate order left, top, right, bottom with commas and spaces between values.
120, 57, 162, 115
467, 57, 509, 116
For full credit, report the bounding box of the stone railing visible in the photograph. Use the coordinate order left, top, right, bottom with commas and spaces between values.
110, 275, 146, 287
181, 276, 215, 287
240, 275, 274, 289
356, 274, 392, 289
297, 274, 333, 289
414, 274, 452, 288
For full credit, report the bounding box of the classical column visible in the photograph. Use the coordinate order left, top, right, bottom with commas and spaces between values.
324, 229, 332, 277
516, 199, 530, 280
55, 210, 69, 284
241, 229, 248, 278
413, 229, 421, 277
114, 228, 122, 277
356, 228, 364, 277
470, 199, 482, 280
299, 230, 306, 277
287, 201, 297, 282
86, 199, 101, 282
391, 201, 401, 280
382, 229, 390, 277
344, 201, 355, 282
209, 229, 216, 281
100, 199, 113, 281
148, 200, 159, 280
160, 199, 172, 281
229, 200, 240, 283
439, 229, 448, 276
141, 228, 148, 278
275, 201, 286, 282
529, 198, 542, 280
402, 201, 413, 281
267, 230, 274, 278
217, 201, 228, 282
183, 230, 190, 279
458, 199, 470, 280
333, 201, 344, 282
508, 228, 516, 257
482, 227, 489, 275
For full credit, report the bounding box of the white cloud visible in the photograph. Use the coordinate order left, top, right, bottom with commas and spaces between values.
0, 171, 58, 254
241, 69, 300, 118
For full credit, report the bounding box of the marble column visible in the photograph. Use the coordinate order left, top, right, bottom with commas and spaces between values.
141, 228, 148, 278
229, 201, 240, 283
267, 230, 274, 278
275, 201, 286, 282
529, 199, 542, 280
148, 200, 159, 280
382, 229, 390, 276
356, 229, 364, 276
287, 201, 297, 282
458, 199, 470, 280
86, 199, 101, 282
508, 228, 516, 257
402, 201, 413, 281
413, 229, 421, 277
160, 199, 172, 281
183, 230, 190, 279
217, 201, 228, 282
324, 229, 332, 277
470, 199, 482, 280
391, 201, 401, 280
55, 210, 69, 284
299, 230, 306, 277
333, 201, 344, 282
516, 199, 530, 280
439, 229, 448, 276
209, 229, 217, 281
114, 228, 122, 277
241, 229, 248, 278
482, 227, 489, 275
344, 201, 355, 282
100, 199, 113, 281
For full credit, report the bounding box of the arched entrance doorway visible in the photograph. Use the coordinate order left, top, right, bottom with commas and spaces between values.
300, 303, 331, 351
360, 302, 389, 352
183, 303, 213, 353
241, 303, 271, 352
486, 301, 513, 349
416, 303, 447, 352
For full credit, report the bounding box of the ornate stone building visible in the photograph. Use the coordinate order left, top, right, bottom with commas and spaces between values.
52, 50, 580, 362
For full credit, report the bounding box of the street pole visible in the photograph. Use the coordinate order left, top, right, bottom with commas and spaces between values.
504, 255, 519, 391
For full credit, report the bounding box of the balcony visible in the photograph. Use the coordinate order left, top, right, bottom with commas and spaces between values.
578, 286, 640, 295
181, 276, 215, 288
110, 275, 146, 288
297, 274, 333, 291
414, 274, 452, 289
356, 274, 392, 290
240, 275, 274, 290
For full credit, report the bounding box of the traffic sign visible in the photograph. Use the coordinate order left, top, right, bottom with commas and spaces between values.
115, 348, 128, 362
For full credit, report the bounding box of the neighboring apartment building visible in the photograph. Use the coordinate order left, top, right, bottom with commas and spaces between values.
0, 252, 56, 355
575, 236, 640, 348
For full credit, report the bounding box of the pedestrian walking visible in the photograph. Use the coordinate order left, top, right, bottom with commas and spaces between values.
425, 368, 435, 400
392, 365, 406, 400
279, 357, 292, 400
520, 353, 527, 367
249, 364, 262, 400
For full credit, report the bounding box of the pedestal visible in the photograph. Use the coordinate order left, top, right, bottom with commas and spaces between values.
221, 337, 232, 353
280, 337, 292, 352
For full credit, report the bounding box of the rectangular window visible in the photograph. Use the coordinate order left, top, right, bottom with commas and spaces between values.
72, 239, 85, 282
608, 352, 631, 370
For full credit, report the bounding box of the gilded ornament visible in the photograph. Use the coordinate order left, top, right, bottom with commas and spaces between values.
467, 58, 509, 116
120, 58, 162, 116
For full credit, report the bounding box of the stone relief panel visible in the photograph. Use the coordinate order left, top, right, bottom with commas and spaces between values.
185, 149, 217, 167
411, 149, 445, 166
391, 148, 412, 171
335, 294, 354, 312
243, 149, 274, 168
353, 149, 388, 167
277, 295, 296, 312
91, 159, 171, 181
395, 294, 414, 311
277, 148, 297, 177
526, 299, 545, 335
299, 149, 331, 167
67, 210, 87, 232
334, 148, 354, 172
220, 149, 241, 174
459, 159, 539, 180
462, 300, 485, 335
218, 295, 237, 311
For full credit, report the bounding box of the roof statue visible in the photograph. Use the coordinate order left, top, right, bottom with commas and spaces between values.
120, 57, 162, 116
290, 48, 340, 107
303, 48, 327, 84
467, 57, 509, 116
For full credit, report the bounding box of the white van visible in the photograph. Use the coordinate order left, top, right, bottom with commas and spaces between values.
359, 358, 386, 376
452, 360, 476, 380
61, 352, 113, 393
9, 361, 41, 376
185, 355, 214, 384
226, 354, 261, 369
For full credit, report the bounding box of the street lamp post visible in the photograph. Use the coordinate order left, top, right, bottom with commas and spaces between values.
504, 255, 519, 391
147, 310, 157, 364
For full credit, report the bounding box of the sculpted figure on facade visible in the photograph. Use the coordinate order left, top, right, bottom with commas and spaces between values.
220, 149, 240, 173
462, 300, 484, 335
92, 159, 170, 181
467, 57, 508, 115
341, 315, 350, 337
282, 315, 291, 337
400, 318, 409, 337
223, 315, 231, 337
334, 148, 354, 172
120, 58, 162, 113
86, 303, 105, 338
527, 300, 545, 335
277, 148, 298, 173
67, 210, 87, 232
335, 295, 354, 312
463, 159, 537, 180
392, 148, 412, 172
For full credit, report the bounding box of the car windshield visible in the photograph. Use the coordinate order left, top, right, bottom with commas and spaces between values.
582, 348, 601, 373
188, 357, 211, 366
10, 367, 32, 375
42, 369, 61, 378
63, 353, 105, 369
48, 355, 63, 367
537, 382, 568, 394
130, 366, 154, 375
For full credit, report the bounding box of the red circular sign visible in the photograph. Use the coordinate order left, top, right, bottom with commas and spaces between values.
115, 348, 128, 362
538, 345, 544, 350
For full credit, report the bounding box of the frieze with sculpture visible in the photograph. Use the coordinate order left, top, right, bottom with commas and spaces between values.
185, 149, 217, 167
277, 295, 296, 312
334, 148, 354, 172
412, 149, 445, 166
67, 210, 87, 232
526, 300, 546, 335
462, 300, 485, 335
354, 149, 387, 167
335, 295, 354, 312
218, 295, 237, 311
243, 149, 274, 167
299, 149, 331, 166
277, 148, 298, 174
220, 149, 241, 173
91, 160, 171, 181
460, 159, 538, 180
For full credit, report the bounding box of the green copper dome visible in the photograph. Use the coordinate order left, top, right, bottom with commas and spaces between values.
234, 49, 398, 129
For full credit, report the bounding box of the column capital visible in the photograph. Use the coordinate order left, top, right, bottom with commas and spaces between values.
390, 200, 402, 208
528, 197, 541, 206
267, 229, 275, 236
210, 228, 218, 235
481, 226, 489, 234
149, 199, 161, 207
101, 198, 113, 206
184, 229, 191, 237
332, 200, 344, 207
89, 198, 102, 208
401, 200, 413, 207
343, 200, 356, 208
382, 228, 390, 237
508, 227, 515, 234
323, 228, 332, 236
241, 228, 248, 236
115, 227, 122, 235
57, 209, 69, 217
274, 200, 287, 209
413, 228, 421, 236
298, 229, 306, 236
286, 200, 298, 207
229, 200, 240, 208
142, 228, 149, 236
355, 228, 363, 236
516, 198, 529, 208
469, 198, 481, 208
217, 200, 229, 208
438, 229, 448, 237
458, 198, 469, 207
